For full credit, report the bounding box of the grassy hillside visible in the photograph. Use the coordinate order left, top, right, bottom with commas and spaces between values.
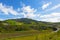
0, 18, 59, 32
0, 18, 58, 32
0, 18, 60, 40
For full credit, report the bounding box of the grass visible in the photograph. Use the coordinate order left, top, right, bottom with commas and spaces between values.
1, 30, 60, 40
5, 35, 35, 40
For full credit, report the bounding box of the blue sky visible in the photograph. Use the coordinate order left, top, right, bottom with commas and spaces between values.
0, 0, 60, 22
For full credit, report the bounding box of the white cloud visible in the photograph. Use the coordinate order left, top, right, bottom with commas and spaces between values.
0, 3, 8, 15
0, 3, 39, 20
40, 13, 60, 22
0, 3, 19, 15
21, 6, 38, 19
25, 13, 36, 18
43, 18, 60, 22
1, 2, 60, 22
42, 2, 51, 10
22, 6, 37, 13
45, 4, 60, 11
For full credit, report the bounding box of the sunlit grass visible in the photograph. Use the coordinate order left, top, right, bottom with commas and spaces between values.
2, 30, 60, 40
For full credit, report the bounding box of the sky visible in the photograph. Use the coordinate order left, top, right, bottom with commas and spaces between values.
0, 0, 60, 22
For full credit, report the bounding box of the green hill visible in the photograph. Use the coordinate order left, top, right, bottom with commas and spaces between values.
0, 18, 59, 32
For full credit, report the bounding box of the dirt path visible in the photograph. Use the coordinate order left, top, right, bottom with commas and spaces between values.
54, 28, 60, 32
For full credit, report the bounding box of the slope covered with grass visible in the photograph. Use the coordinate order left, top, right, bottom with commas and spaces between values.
3, 30, 60, 40
0, 18, 60, 40
0, 18, 59, 32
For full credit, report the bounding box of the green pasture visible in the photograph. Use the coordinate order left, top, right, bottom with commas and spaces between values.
1, 30, 60, 40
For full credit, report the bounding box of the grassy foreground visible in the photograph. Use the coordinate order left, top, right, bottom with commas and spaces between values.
1, 30, 60, 40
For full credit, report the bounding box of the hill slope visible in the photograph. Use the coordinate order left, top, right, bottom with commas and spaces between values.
0, 18, 60, 32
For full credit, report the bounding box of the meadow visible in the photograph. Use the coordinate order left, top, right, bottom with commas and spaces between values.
0, 30, 60, 40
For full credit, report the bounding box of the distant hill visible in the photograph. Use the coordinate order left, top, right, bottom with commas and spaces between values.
0, 18, 60, 32
8, 18, 37, 24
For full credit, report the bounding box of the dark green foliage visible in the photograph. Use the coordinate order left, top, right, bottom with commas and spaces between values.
0, 18, 59, 32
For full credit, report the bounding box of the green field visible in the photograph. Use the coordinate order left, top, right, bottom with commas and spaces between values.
0, 30, 60, 40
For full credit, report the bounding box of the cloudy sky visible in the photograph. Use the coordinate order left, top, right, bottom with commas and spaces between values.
0, 0, 60, 22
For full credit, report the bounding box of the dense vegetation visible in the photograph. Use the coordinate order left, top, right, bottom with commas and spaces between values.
0, 18, 60, 40
0, 18, 59, 32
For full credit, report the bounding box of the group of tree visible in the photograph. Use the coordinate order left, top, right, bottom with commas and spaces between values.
0, 18, 59, 32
